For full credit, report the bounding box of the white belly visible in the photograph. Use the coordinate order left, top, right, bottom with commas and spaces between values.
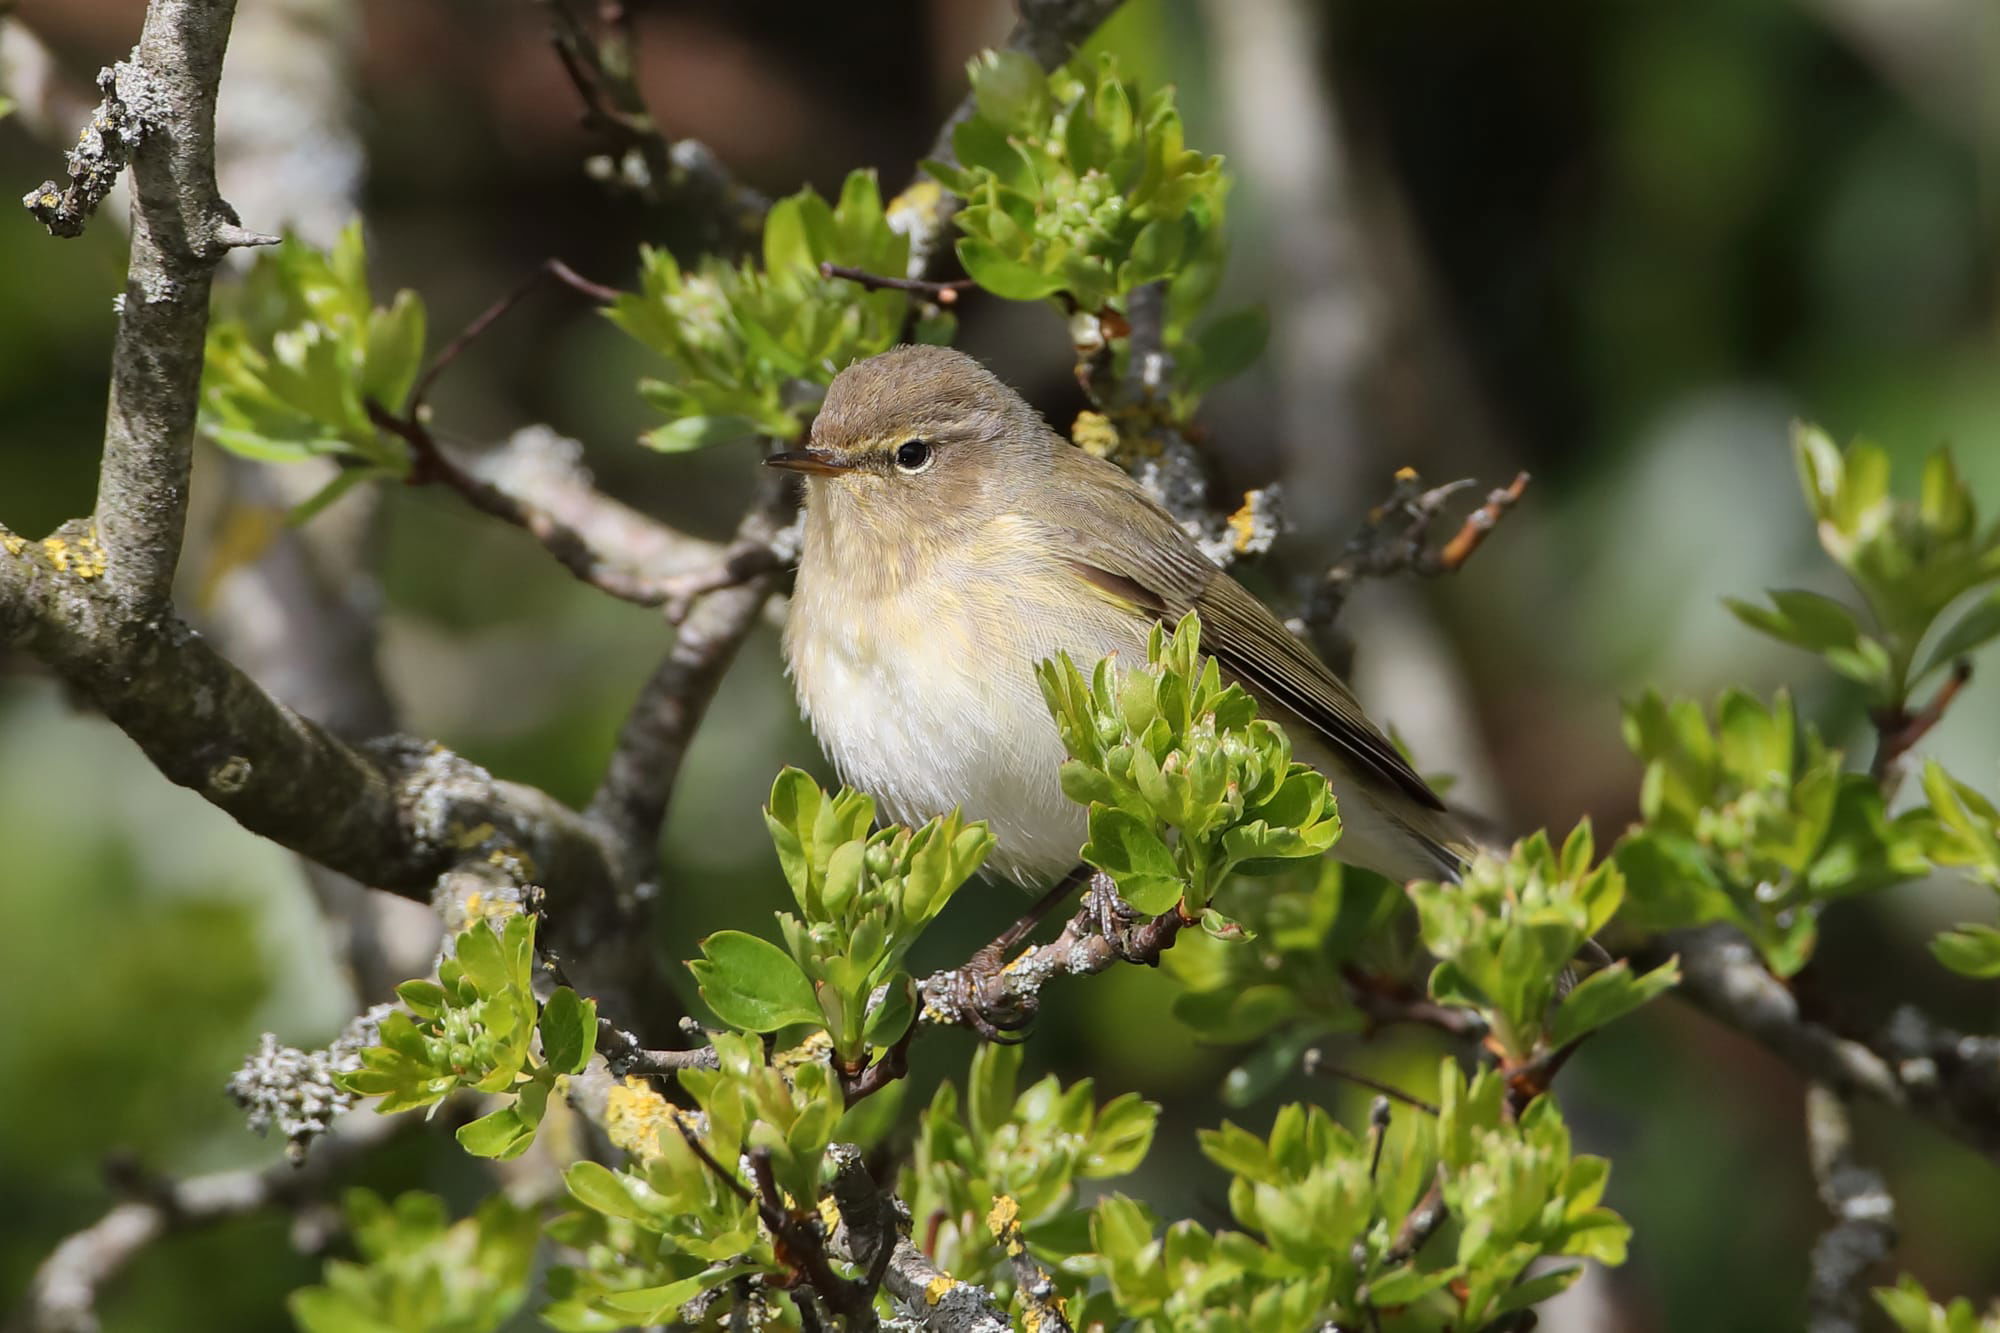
784, 570, 1140, 885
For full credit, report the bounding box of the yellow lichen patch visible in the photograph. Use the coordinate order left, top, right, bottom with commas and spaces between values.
604, 1076, 677, 1162
775, 1029, 834, 1072
40, 536, 69, 572
888, 179, 945, 225
70, 531, 108, 579
2, 531, 25, 557
452, 820, 498, 850
985, 1194, 1025, 1255
1071, 410, 1120, 459
924, 1275, 959, 1306
817, 1193, 842, 1234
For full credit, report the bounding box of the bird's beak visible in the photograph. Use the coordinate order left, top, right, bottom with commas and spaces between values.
764, 448, 852, 476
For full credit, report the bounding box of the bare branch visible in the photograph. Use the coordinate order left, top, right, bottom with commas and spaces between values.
407, 258, 618, 415
818, 262, 975, 306
369, 407, 727, 608
587, 491, 789, 888
1303, 1049, 1440, 1115
19, 1115, 400, 1333
1805, 1084, 1898, 1333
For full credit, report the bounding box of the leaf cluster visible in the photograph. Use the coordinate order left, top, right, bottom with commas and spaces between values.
898, 1043, 1158, 1296
289, 1190, 538, 1333
1728, 427, 2000, 709
1163, 859, 1409, 1104
1614, 688, 1932, 975
607, 170, 935, 450
339, 914, 596, 1160
1079, 1061, 1627, 1331
1038, 612, 1342, 922
1413, 824, 1679, 1064
925, 50, 1263, 405
1878, 1275, 2000, 1333
691, 769, 993, 1069
550, 1032, 841, 1328
201, 222, 427, 519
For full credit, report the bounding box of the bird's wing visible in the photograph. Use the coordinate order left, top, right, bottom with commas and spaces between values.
1042, 449, 1446, 814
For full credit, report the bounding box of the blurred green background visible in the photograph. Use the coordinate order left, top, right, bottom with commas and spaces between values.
2, 0, 1996, 1327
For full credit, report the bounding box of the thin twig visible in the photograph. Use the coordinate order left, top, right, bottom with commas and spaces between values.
535, 0, 767, 248
1341, 965, 1489, 1041
818, 262, 975, 305
1303, 1049, 1440, 1115
366, 403, 707, 608
987, 1196, 1072, 1333
1308, 469, 1529, 631
595, 1016, 719, 1076
1870, 658, 1972, 787
1382, 1172, 1448, 1266
407, 259, 619, 414
1366, 1096, 1393, 1182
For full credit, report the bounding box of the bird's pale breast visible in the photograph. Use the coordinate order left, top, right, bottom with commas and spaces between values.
784, 513, 1145, 884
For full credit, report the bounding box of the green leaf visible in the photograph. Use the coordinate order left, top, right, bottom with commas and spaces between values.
1081, 806, 1184, 914
1920, 589, 2000, 681
455, 1100, 539, 1160
287, 1287, 399, 1333
564, 1161, 652, 1223
957, 237, 1068, 301
1365, 1263, 1460, 1306
641, 414, 761, 452
1930, 925, 2000, 979
689, 931, 822, 1032
539, 987, 597, 1076
597, 1264, 761, 1322
1548, 958, 1680, 1048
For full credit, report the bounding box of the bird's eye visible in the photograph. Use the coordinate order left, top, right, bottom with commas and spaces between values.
893, 439, 934, 473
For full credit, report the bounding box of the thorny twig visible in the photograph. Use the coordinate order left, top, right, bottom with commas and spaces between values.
676, 1127, 877, 1329
827, 1147, 1011, 1333
1804, 1084, 1898, 1333
1308, 468, 1530, 631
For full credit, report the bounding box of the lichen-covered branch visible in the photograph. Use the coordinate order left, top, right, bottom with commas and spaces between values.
1645, 926, 2000, 1164
827, 1147, 1010, 1333
587, 491, 789, 889
918, 875, 1188, 1041
1804, 1084, 1898, 1333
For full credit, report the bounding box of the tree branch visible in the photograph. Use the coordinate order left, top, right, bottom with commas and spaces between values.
17, 1115, 401, 1333
1804, 1083, 1898, 1333
827, 1147, 1010, 1333
1307, 468, 1530, 633
586, 493, 786, 889
534, 0, 768, 250
1643, 926, 2000, 1163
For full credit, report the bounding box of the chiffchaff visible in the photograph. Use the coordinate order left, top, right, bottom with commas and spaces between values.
769, 344, 1471, 887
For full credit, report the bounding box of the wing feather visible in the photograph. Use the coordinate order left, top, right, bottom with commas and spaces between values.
1049, 449, 1446, 813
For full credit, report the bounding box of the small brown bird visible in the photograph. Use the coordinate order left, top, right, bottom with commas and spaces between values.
770, 344, 1470, 887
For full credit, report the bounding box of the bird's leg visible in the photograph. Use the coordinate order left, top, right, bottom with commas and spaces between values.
1085, 871, 1144, 958
920, 863, 1094, 1043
